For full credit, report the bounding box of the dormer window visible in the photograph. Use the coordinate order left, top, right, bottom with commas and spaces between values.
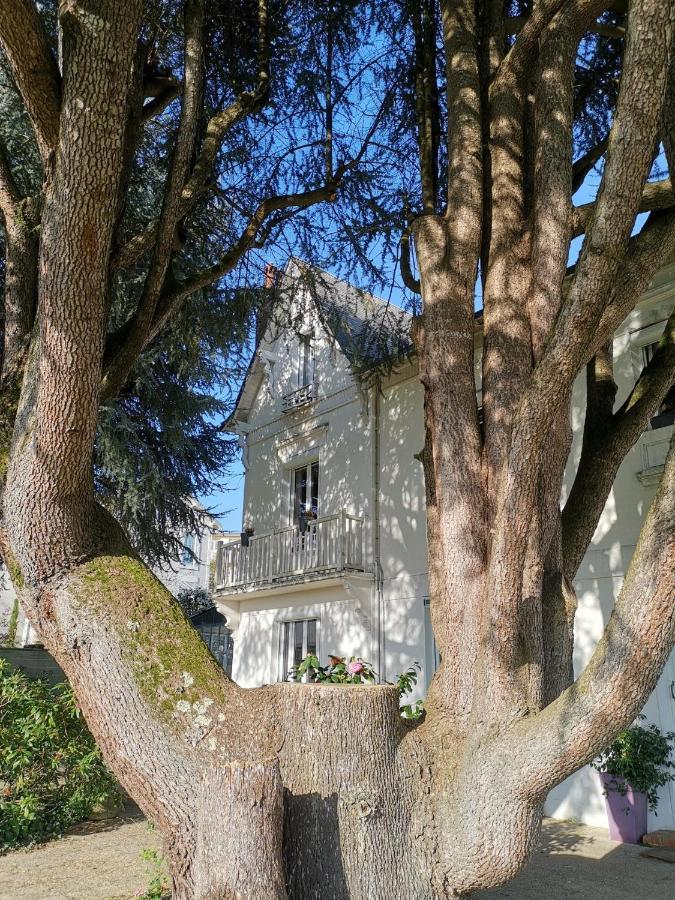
298, 334, 313, 387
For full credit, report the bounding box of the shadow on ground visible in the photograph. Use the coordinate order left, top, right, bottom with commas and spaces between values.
479, 819, 675, 899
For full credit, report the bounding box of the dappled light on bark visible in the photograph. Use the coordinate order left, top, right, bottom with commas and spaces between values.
0, 0, 674, 897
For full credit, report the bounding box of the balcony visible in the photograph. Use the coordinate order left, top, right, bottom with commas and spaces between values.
282, 382, 314, 412
215, 511, 368, 593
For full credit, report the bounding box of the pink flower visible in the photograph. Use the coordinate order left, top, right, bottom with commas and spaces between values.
347, 660, 364, 675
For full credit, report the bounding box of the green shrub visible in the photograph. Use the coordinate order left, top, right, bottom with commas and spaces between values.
289, 654, 425, 718
592, 717, 675, 812
0, 658, 121, 850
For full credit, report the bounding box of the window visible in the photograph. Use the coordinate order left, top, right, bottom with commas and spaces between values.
180, 532, 199, 567
291, 460, 319, 524
643, 343, 675, 429
298, 334, 313, 387
280, 619, 318, 681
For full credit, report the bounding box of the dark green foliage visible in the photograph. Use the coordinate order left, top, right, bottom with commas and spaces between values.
592, 718, 675, 812
0, 659, 121, 850
176, 585, 212, 618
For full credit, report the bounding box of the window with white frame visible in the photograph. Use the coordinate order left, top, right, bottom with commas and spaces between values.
180, 532, 199, 567
279, 618, 319, 681
291, 460, 319, 525
298, 334, 313, 387
642, 342, 675, 429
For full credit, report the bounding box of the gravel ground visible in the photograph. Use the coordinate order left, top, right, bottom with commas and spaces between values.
0, 815, 673, 899
0, 808, 162, 900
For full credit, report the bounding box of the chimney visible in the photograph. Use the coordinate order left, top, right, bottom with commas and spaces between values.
263, 262, 278, 289
257, 263, 278, 342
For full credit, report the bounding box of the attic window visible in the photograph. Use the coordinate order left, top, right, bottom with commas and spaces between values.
298, 334, 314, 387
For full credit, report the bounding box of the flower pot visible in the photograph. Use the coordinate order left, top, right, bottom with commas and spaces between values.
600, 773, 648, 844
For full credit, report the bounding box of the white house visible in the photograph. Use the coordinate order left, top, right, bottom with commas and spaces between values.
216, 256, 675, 831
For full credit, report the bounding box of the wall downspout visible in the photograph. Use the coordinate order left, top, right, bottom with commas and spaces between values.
371, 379, 385, 682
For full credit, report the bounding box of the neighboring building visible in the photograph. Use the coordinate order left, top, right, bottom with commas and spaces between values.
0, 501, 233, 649
215, 257, 675, 831
153, 499, 233, 599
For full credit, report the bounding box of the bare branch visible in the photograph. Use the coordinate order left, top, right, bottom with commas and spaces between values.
572, 136, 608, 194
0, 0, 61, 165
142, 80, 182, 123
592, 208, 675, 354
412, 0, 440, 213
179, 0, 270, 214
562, 309, 674, 580
113, 0, 271, 272
400, 226, 421, 294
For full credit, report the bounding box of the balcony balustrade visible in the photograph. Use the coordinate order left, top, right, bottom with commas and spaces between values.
281, 382, 314, 412
215, 511, 367, 592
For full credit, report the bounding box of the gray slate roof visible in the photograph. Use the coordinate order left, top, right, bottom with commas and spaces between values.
288, 260, 414, 367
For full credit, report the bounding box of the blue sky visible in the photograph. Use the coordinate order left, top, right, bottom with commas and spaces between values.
197, 149, 661, 534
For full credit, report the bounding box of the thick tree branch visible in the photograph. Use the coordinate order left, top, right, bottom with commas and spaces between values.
101, 0, 206, 401
419, 0, 485, 728
571, 178, 675, 237
514, 432, 675, 800
562, 310, 675, 581
400, 226, 421, 293
483, 0, 672, 718
0, 138, 20, 229
0, 0, 61, 165
506, 14, 626, 40
493, 1, 565, 89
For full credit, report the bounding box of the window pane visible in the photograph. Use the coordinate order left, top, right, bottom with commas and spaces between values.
306, 619, 317, 656
310, 462, 319, 516
293, 620, 304, 667
282, 623, 290, 680
293, 467, 307, 523
299, 336, 312, 386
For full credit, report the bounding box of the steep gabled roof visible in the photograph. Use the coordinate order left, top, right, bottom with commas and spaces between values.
226, 260, 414, 429
294, 261, 414, 366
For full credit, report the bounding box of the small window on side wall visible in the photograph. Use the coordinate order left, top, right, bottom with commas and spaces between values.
298, 334, 313, 387
181, 533, 199, 567
643, 343, 675, 430
280, 618, 318, 682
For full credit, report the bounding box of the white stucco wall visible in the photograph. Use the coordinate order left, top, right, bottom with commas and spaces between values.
226, 262, 675, 828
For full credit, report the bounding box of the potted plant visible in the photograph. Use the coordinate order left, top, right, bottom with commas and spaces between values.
592, 718, 675, 844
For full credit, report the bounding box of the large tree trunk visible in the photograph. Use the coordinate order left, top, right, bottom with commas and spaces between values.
1, 0, 675, 897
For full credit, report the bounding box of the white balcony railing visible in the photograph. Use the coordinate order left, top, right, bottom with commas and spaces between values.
282, 382, 314, 412
215, 511, 367, 592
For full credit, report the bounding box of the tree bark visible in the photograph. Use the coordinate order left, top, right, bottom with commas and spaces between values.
1, 1, 675, 897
